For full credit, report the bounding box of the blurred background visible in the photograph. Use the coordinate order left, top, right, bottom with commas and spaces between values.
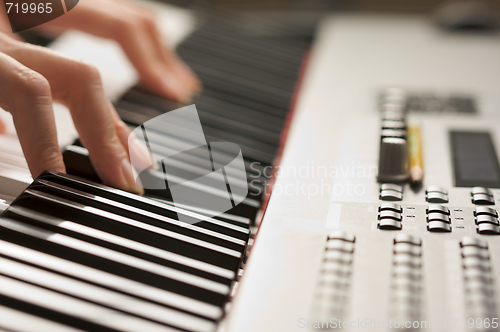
165, 0, 499, 12
149, 0, 500, 46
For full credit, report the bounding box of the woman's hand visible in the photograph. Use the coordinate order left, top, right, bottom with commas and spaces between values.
0, 33, 149, 194
0, 0, 201, 193
41, 0, 201, 102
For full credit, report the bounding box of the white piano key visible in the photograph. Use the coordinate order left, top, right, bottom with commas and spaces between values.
0, 219, 230, 295
0, 257, 215, 332
0, 275, 180, 332
12, 206, 234, 279
0, 240, 222, 319
66, 220, 235, 278
0, 305, 84, 332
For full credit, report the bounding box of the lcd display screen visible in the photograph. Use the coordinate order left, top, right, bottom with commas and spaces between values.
450, 131, 500, 188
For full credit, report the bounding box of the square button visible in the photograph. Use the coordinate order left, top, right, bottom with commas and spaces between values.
427, 221, 451, 232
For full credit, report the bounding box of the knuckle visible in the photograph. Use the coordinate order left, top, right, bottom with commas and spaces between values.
30, 145, 65, 175
140, 15, 156, 29
113, 18, 139, 43
129, 15, 155, 32
116, 17, 133, 34
73, 61, 101, 85
38, 145, 64, 166
15, 68, 50, 98
122, 16, 140, 32
59, 60, 103, 106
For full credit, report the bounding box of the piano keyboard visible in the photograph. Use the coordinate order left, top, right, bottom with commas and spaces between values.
1, 172, 241, 332
0, 7, 309, 332
61, 18, 310, 224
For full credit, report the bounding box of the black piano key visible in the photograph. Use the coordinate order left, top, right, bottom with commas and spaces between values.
180, 30, 304, 69
196, 100, 285, 133
129, 123, 273, 170
194, 95, 285, 133
122, 108, 277, 164
201, 127, 278, 158
116, 101, 278, 165
6, 206, 235, 285
177, 37, 300, 80
114, 111, 266, 177
157, 199, 252, 229
0, 220, 230, 307
188, 68, 292, 111
40, 171, 256, 228
223, 204, 258, 222
138, 170, 260, 221
0, 256, 216, 332
62, 139, 264, 204
201, 16, 311, 50
30, 184, 248, 253
31, 179, 250, 245
155, 152, 265, 196
176, 47, 297, 93
147, 162, 262, 202
61, 141, 266, 218
139, 170, 260, 218
145, 139, 267, 183
185, 24, 305, 65
62, 145, 102, 184
146, 139, 268, 195
125, 88, 287, 127
118, 99, 282, 146
115, 104, 273, 176
198, 86, 289, 119
0, 239, 223, 320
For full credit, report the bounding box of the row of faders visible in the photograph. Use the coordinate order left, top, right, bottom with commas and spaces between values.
389, 234, 423, 323
377, 88, 410, 184
310, 231, 356, 322
460, 237, 497, 327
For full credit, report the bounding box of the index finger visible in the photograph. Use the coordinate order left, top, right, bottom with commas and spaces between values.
1, 37, 145, 194
0, 51, 65, 177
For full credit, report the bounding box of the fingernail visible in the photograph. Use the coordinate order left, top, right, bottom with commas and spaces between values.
193, 80, 203, 96
121, 158, 145, 195
161, 73, 191, 103
173, 63, 201, 95
129, 134, 159, 170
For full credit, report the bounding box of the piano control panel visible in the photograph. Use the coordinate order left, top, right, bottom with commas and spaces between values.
299, 88, 500, 330
227, 14, 500, 332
